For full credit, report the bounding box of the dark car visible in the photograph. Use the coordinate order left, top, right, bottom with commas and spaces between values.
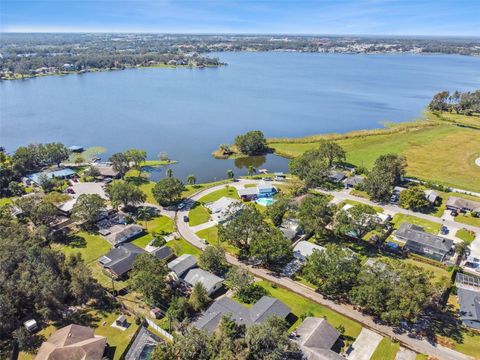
440, 225, 449, 235
183, 215, 189, 222
450, 210, 458, 217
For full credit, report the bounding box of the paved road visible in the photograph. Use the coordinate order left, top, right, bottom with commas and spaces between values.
174, 180, 473, 360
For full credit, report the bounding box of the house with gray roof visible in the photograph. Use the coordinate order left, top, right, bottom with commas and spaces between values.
182, 268, 224, 295
455, 273, 480, 330
395, 222, 454, 262
194, 296, 290, 333
105, 224, 144, 246
98, 243, 145, 278
237, 181, 277, 200
446, 197, 480, 213
292, 317, 344, 360
424, 190, 439, 204
204, 196, 243, 224
344, 175, 364, 189
167, 254, 197, 277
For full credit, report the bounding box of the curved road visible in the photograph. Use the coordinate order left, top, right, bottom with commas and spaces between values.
173, 179, 473, 360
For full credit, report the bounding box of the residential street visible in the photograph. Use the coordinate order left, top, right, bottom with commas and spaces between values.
173, 180, 475, 360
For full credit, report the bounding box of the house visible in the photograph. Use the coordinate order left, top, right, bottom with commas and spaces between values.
424, 190, 439, 204
24, 319, 38, 332
204, 197, 243, 224
124, 326, 161, 360
293, 241, 325, 262
105, 224, 144, 245
182, 268, 224, 295
98, 243, 145, 278
194, 296, 290, 333
27, 168, 76, 185
328, 171, 346, 183
35, 324, 106, 360
344, 175, 364, 189
237, 181, 277, 201
395, 223, 454, 262
455, 272, 480, 330
341, 203, 391, 226
168, 254, 197, 277
446, 197, 480, 213
279, 218, 303, 241
291, 317, 344, 360
115, 315, 129, 328
94, 164, 120, 179
151, 245, 174, 262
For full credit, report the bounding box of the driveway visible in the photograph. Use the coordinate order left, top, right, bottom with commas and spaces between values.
190, 221, 217, 233
395, 347, 416, 360
346, 328, 383, 360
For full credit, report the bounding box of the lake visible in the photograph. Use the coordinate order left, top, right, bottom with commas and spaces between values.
1, 52, 479, 182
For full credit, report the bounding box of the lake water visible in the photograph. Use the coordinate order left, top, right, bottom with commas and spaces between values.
1, 52, 479, 182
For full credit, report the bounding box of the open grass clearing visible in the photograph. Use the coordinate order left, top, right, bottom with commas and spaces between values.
188, 203, 211, 226
196, 226, 239, 255
455, 213, 480, 228
256, 281, 363, 339
455, 228, 476, 244
197, 185, 240, 203
0, 197, 13, 206
166, 237, 202, 257
131, 215, 175, 248
370, 337, 400, 360
390, 214, 441, 234
437, 330, 480, 358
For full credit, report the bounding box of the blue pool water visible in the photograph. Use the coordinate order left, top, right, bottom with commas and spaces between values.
256, 197, 277, 206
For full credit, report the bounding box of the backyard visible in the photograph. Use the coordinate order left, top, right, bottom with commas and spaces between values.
131, 215, 175, 248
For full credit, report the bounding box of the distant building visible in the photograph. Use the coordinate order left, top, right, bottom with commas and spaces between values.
35, 324, 106, 360
237, 181, 277, 201
395, 223, 454, 262
344, 175, 364, 189
292, 317, 344, 360
194, 296, 290, 333
124, 326, 161, 360
455, 273, 480, 330
27, 168, 76, 185
24, 319, 38, 332
279, 218, 303, 241
68, 145, 84, 152
328, 171, 346, 183
446, 197, 480, 213
283, 241, 325, 277
99, 243, 145, 278
94, 164, 120, 179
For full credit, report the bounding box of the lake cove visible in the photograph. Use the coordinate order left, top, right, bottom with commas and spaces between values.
1, 52, 479, 182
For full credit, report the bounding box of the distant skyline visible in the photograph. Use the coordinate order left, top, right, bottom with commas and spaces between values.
1, 0, 480, 37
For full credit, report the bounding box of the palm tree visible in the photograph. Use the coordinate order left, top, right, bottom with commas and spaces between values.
137, 206, 151, 230
187, 174, 196, 185
166, 168, 173, 178
247, 165, 256, 176
226, 169, 235, 180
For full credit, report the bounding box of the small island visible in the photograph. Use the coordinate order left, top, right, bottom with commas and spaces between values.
213, 130, 272, 159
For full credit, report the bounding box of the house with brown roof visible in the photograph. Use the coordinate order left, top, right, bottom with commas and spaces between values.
35, 324, 106, 360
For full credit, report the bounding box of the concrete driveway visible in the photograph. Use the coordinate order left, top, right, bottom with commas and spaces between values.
346, 328, 383, 360
395, 347, 416, 360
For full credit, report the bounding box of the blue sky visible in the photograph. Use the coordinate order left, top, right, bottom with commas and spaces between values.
1, 0, 479, 36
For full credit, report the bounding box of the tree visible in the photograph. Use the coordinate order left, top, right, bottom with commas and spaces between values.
399, 186, 430, 211
363, 170, 393, 202
333, 204, 380, 239
187, 174, 196, 185
289, 149, 331, 188
247, 165, 256, 176
317, 140, 346, 167
166, 296, 191, 323
125, 149, 147, 175
71, 194, 106, 227
303, 244, 361, 298
166, 168, 173, 178
130, 253, 170, 306
30, 201, 58, 226
106, 181, 146, 209
225, 267, 267, 303
189, 283, 210, 312
198, 246, 228, 275
249, 227, 293, 269
84, 165, 100, 179
109, 152, 130, 179
297, 195, 335, 239
234, 130, 268, 155
40, 142, 70, 167
265, 197, 291, 226
218, 206, 267, 255
226, 169, 235, 180
350, 259, 441, 325
37, 173, 54, 192
151, 327, 212, 360
152, 177, 186, 206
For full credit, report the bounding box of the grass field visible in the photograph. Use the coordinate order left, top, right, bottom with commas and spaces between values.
196, 226, 239, 255
455, 228, 476, 244
0, 197, 13, 206
189, 203, 211, 226
167, 237, 202, 256
455, 213, 480, 227
437, 330, 480, 358
370, 338, 400, 360
197, 185, 240, 203
131, 215, 175, 248
269, 114, 480, 192
256, 281, 363, 338
390, 214, 441, 234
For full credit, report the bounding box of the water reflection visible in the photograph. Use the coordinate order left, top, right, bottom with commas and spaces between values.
234, 155, 267, 169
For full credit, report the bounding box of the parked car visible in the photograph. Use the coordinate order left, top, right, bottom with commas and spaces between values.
440, 225, 449, 235
183, 215, 189, 222
450, 210, 458, 217
178, 202, 186, 210
66, 188, 75, 194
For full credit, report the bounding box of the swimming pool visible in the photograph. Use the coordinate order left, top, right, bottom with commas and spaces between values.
256, 197, 277, 206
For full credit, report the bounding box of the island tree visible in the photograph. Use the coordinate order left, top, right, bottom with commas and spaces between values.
289, 149, 331, 188
234, 130, 268, 156
152, 177, 186, 206
187, 174, 196, 185
125, 148, 147, 175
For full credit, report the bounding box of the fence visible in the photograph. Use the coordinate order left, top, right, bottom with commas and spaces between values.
145, 318, 174, 341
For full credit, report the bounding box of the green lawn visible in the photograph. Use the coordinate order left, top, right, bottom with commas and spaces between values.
166, 237, 202, 256
390, 214, 441, 234
270, 116, 480, 192
401, 258, 450, 283
370, 338, 400, 360
197, 185, 240, 203
131, 216, 175, 248
0, 197, 13, 206
188, 203, 211, 226
437, 330, 480, 358
455, 228, 476, 244
455, 213, 480, 227
256, 281, 363, 339
57, 231, 111, 264
350, 189, 370, 199
196, 226, 239, 255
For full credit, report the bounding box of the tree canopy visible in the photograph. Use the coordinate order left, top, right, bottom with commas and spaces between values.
364, 154, 407, 202
106, 181, 146, 209
399, 186, 430, 211
152, 177, 186, 206
333, 203, 380, 239
234, 130, 268, 156
297, 195, 335, 239
71, 194, 106, 227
